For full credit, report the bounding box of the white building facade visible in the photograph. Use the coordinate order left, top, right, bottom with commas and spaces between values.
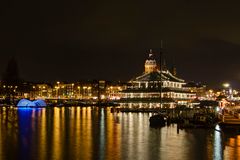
120, 51, 196, 108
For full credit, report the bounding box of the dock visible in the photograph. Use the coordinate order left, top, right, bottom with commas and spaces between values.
219, 108, 240, 129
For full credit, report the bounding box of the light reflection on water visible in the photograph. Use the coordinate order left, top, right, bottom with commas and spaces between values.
213, 125, 223, 160
0, 107, 240, 160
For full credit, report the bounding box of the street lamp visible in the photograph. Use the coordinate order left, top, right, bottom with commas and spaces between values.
56, 81, 61, 98
223, 83, 230, 88
39, 86, 42, 98
83, 86, 87, 99
71, 83, 74, 98
55, 86, 59, 98
77, 86, 80, 99
33, 86, 36, 99
88, 86, 92, 98
223, 82, 232, 100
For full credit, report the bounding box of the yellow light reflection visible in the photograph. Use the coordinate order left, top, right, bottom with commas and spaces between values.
75, 107, 81, 159
106, 109, 121, 160
79, 107, 92, 159
237, 136, 240, 158
39, 109, 46, 160
52, 108, 62, 160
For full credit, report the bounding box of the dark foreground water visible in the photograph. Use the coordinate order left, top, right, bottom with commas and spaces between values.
0, 107, 240, 160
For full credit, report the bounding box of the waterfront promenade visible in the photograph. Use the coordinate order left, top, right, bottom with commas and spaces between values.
220, 107, 240, 125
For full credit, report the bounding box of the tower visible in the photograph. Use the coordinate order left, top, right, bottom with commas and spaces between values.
144, 49, 157, 73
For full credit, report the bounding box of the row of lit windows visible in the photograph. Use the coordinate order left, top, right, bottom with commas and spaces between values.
123, 92, 195, 99
128, 82, 183, 89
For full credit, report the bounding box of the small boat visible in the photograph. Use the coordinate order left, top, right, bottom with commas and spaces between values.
191, 113, 214, 125
178, 113, 216, 129
149, 114, 166, 127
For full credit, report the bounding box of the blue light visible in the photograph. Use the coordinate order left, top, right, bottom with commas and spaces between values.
17, 99, 31, 107
17, 107, 33, 110
33, 99, 47, 107
17, 99, 47, 107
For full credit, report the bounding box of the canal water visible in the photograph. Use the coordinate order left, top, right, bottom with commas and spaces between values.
0, 107, 239, 160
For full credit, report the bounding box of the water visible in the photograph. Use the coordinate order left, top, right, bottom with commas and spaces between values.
0, 107, 239, 160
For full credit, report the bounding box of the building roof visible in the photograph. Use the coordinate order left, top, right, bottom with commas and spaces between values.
183, 81, 206, 88
131, 70, 184, 83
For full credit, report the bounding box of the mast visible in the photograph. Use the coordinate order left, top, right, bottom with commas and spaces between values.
160, 41, 163, 109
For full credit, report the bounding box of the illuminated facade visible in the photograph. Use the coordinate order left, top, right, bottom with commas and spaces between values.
32, 83, 52, 99
120, 50, 196, 108
183, 82, 207, 100
52, 82, 93, 99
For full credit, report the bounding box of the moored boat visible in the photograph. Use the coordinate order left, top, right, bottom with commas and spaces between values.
149, 114, 166, 127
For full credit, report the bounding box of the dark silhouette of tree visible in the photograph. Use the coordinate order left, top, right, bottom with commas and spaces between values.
2, 57, 20, 84
1, 56, 20, 104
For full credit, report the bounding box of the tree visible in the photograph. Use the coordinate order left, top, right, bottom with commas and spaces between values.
1, 56, 20, 104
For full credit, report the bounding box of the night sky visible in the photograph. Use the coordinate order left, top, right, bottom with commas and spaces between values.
1, 0, 240, 88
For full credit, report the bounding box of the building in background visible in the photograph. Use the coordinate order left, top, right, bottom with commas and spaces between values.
120, 50, 196, 108
183, 82, 207, 100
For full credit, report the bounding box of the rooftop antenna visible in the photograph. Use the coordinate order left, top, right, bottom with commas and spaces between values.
160, 40, 163, 109
149, 49, 153, 58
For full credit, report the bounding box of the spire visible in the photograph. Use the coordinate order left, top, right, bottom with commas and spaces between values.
159, 40, 163, 108
171, 58, 177, 76
172, 66, 177, 76
162, 58, 167, 71
149, 49, 153, 58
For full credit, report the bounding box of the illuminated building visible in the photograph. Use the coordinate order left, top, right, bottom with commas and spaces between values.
33, 83, 52, 99
106, 84, 125, 100
120, 50, 196, 108
183, 82, 207, 100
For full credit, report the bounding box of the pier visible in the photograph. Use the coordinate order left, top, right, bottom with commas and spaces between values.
219, 107, 240, 127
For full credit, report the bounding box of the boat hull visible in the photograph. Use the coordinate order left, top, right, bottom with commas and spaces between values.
149, 114, 166, 127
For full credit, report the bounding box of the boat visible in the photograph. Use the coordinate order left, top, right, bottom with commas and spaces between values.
176, 113, 217, 129
149, 114, 166, 127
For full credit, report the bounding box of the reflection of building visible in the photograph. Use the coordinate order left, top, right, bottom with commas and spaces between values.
120, 50, 196, 108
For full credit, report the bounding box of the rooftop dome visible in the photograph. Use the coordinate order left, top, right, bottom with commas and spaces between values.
144, 49, 157, 73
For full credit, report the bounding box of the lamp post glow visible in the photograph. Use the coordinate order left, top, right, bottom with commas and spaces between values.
39, 86, 42, 98
222, 82, 233, 100
78, 86, 80, 99
87, 87, 91, 98
83, 86, 87, 99
56, 81, 60, 98
55, 86, 59, 98
71, 83, 74, 98
223, 83, 230, 88
33, 86, 36, 99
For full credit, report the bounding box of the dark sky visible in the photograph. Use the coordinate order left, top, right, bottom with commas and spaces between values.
1, 0, 240, 88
